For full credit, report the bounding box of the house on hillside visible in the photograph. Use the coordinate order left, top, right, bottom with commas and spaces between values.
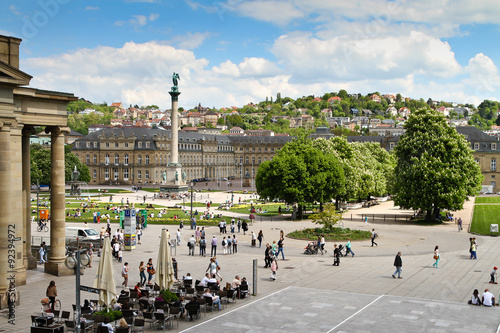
369, 94, 382, 103
386, 106, 398, 117
111, 102, 123, 109
328, 96, 342, 103
398, 107, 410, 118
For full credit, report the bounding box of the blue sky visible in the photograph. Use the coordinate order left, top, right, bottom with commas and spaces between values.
2, 0, 500, 109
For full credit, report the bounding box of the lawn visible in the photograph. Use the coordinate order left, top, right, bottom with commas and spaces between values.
474, 196, 500, 204
288, 227, 372, 242
31, 200, 241, 225
470, 205, 500, 235
227, 202, 292, 216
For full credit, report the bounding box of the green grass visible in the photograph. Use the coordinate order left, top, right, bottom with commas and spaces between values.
471, 205, 500, 235
227, 203, 292, 216
474, 197, 500, 204
288, 227, 372, 241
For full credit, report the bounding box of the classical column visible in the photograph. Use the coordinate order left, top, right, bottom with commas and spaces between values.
44, 126, 72, 276
0, 120, 13, 294
22, 126, 37, 270
10, 125, 26, 285
170, 94, 179, 164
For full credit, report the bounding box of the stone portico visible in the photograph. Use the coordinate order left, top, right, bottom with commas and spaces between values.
0, 35, 77, 297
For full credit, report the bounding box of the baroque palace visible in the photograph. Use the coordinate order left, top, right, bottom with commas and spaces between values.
72, 125, 500, 193
72, 127, 294, 185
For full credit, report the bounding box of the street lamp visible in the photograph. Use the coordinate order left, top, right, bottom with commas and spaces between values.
190, 182, 194, 221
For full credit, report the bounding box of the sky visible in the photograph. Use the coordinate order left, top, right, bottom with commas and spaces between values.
2, 0, 500, 110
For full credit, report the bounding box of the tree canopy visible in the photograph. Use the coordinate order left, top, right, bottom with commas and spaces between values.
392, 109, 483, 220
31, 144, 90, 185
255, 136, 345, 216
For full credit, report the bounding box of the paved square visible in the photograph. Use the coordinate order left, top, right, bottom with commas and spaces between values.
181, 286, 500, 333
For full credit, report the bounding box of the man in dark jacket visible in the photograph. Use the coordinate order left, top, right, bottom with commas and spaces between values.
264, 244, 271, 268
392, 252, 402, 279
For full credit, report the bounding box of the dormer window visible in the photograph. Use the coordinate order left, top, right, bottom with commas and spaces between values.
492, 143, 497, 151
474, 143, 479, 150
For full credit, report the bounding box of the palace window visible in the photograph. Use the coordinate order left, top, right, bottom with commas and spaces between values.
115, 142, 119, 148
93, 169, 97, 178
146, 142, 150, 148
75, 142, 80, 148
105, 142, 109, 148
492, 158, 497, 171
138, 155, 142, 165
258, 157, 261, 164
145, 155, 150, 165
124, 154, 129, 165
104, 168, 109, 180
93, 155, 97, 164
137, 171, 142, 179
86, 155, 90, 164
138, 142, 142, 148
114, 168, 118, 180
93, 142, 98, 148
86, 142, 90, 148
125, 142, 129, 148
123, 168, 129, 180
474, 143, 479, 150
105, 154, 110, 165
145, 171, 150, 179
114, 154, 119, 165
492, 143, 497, 151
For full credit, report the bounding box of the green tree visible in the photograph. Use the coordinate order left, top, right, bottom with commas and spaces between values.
393, 109, 483, 220
310, 203, 342, 230
31, 144, 90, 185
255, 137, 345, 218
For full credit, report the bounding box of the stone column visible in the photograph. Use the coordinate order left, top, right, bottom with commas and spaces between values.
0, 120, 13, 294
10, 125, 26, 285
170, 92, 180, 164
22, 127, 37, 270
44, 126, 72, 276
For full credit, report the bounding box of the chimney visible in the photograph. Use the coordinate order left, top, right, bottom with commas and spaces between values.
0, 35, 22, 69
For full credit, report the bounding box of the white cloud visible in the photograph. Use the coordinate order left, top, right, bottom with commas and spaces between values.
115, 13, 160, 27
85, 6, 99, 11
170, 32, 211, 50
463, 53, 500, 102
9, 5, 21, 16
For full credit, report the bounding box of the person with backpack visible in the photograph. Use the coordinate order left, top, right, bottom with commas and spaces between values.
222, 237, 228, 255
188, 235, 196, 256
277, 237, 285, 260
200, 236, 206, 257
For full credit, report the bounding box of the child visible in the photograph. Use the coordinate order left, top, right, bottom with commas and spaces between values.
490, 267, 498, 284
118, 249, 123, 263
270, 257, 278, 280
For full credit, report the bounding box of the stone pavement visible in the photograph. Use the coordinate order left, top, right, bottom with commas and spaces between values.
2, 189, 499, 332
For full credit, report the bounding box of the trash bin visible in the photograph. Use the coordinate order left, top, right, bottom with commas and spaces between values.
490, 224, 498, 234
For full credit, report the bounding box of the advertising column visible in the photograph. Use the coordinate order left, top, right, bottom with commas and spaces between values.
123, 209, 136, 250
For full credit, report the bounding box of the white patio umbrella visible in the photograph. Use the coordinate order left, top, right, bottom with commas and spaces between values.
157, 229, 175, 291
93, 237, 117, 308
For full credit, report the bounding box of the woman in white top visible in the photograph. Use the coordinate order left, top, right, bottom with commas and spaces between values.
432, 246, 440, 268
122, 262, 129, 287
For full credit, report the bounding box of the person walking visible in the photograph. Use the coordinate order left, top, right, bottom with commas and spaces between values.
432, 246, 440, 268
257, 230, 264, 248
188, 235, 196, 256
237, 219, 242, 233
39, 242, 46, 264
222, 237, 228, 255
232, 235, 238, 253
345, 238, 355, 256
46, 281, 57, 312
147, 258, 155, 284
139, 261, 146, 286
371, 229, 378, 247
457, 217, 463, 232
470, 238, 477, 259
277, 237, 285, 260
363, 215, 369, 227
490, 267, 498, 284
200, 236, 207, 257
211, 235, 217, 257
270, 257, 278, 280
122, 262, 129, 287
176, 229, 182, 246
392, 252, 403, 279
320, 235, 326, 254
333, 244, 340, 266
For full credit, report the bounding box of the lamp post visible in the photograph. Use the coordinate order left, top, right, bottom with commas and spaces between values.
190, 182, 194, 221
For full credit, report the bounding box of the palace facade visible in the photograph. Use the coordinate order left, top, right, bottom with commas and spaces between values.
71, 127, 294, 185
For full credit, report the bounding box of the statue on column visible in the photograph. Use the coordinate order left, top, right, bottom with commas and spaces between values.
171, 73, 180, 92
162, 171, 166, 182
175, 171, 179, 181
182, 171, 186, 181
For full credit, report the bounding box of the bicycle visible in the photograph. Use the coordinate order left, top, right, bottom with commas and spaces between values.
36, 224, 49, 232
41, 298, 61, 315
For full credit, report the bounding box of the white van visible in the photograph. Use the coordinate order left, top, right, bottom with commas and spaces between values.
66, 227, 100, 240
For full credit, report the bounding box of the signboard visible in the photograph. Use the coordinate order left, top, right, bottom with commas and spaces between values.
80, 285, 100, 294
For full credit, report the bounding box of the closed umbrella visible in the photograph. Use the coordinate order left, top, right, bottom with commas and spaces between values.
157, 229, 175, 290
93, 237, 117, 308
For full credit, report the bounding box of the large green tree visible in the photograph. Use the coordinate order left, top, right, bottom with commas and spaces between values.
255, 137, 345, 218
393, 108, 483, 220
30, 144, 90, 185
